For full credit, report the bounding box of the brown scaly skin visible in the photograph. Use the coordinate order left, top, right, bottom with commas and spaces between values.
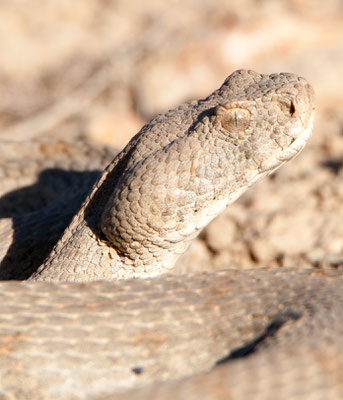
2, 71, 341, 400
0, 269, 343, 399
1, 70, 314, 282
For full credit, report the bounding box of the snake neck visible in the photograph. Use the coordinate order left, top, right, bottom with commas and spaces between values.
29, 220, 122, 281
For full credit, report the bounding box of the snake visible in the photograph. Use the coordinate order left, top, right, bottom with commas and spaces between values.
1, 70, 340, 400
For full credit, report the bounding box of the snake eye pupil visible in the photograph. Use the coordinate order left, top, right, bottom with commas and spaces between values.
219, 107, 251, 132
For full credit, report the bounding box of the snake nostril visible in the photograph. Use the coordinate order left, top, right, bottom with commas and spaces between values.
290, 101, 296, 116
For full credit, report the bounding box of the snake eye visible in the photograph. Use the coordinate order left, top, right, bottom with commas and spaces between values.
216, 106, 251, 132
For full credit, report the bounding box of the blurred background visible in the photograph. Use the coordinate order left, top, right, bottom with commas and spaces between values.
1, 0, 343, 272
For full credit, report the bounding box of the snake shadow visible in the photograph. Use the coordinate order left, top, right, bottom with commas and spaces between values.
0, 168, 102, 280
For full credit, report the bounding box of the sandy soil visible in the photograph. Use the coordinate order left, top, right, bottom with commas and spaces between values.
1, 0, 343, 273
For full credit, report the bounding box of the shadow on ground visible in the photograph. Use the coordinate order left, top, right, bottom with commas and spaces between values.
0, 168, 101, 280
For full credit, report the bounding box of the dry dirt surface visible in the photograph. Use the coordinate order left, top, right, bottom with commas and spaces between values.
0, 0, 343, 274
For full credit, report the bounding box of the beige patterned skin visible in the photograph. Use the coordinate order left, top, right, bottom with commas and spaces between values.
1, 269, 343, 400
0, 70, 330, 400
3, 69, 314, 282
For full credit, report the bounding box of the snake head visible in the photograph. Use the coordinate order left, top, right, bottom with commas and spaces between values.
100, 69, 315, 277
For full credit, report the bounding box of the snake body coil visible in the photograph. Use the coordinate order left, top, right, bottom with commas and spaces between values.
0, 70, 334, 400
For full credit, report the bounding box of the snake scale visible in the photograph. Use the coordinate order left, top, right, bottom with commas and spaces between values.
1, 70, 340, 399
